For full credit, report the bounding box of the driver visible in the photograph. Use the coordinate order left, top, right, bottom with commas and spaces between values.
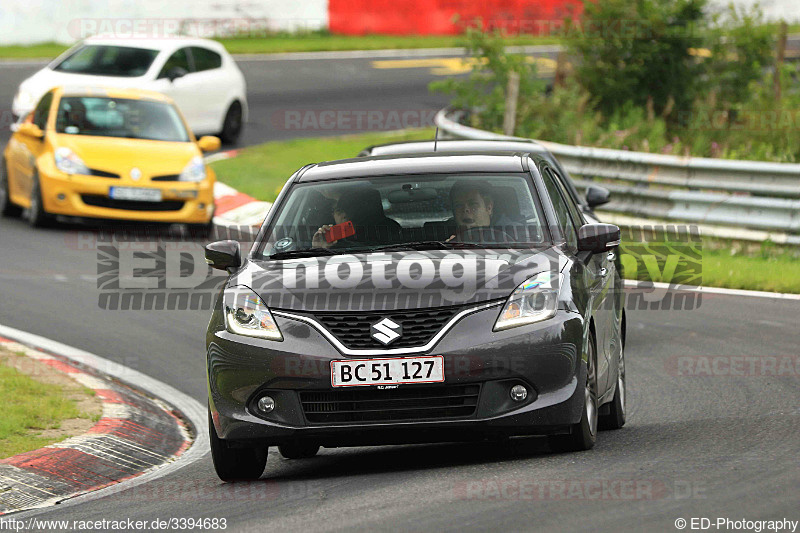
450, 181, 494, 231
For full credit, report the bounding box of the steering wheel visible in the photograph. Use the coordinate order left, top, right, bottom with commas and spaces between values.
458, 226, 516, 244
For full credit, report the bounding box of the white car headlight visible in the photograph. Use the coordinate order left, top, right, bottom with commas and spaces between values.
13, 89, 37, 112
494, 271, 563, 331
223, 287, 282, 341
54, 147, 90, 175
179, 156, 206, 182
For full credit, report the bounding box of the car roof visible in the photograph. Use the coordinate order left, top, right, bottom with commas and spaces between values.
55, 86, 174, 103
82, 35, 227, 54
361, 139, 548, 157
297, 152, 529, 182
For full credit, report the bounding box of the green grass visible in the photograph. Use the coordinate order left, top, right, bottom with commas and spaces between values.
210, 129, 800, 293
0, 362, 95, 459
209, 128, 436, 200
0, 33, 558, 60
692, 246, 800, 293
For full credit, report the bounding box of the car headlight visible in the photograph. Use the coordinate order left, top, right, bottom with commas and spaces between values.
13, 89, 36, 111
54, 147, 90, 175
223, 286, 282, 341
494, 271, 563, 331
178, 156, 206, 182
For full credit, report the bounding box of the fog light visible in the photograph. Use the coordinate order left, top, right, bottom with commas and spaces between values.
510, 384, 528, 402
257, 396, 275, 413
198, 203, 205, 209
57, 193, 66, 201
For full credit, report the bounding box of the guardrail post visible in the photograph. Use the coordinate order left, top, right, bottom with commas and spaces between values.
503, 72, 520, 137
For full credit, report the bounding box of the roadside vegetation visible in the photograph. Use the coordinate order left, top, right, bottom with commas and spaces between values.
0, 32, 558, 60
0, 349, 101, 459
431, 1, 800, 162
209, 129, 800, 293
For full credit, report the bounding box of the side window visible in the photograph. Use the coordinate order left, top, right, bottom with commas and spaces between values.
158, 48, 192, 78
32, 91, 54, 130
549, 169, 585, 230
190, 47, 222, 71
541, 167, 579, 248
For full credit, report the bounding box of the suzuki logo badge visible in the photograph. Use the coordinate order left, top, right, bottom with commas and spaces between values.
370, 318, 402, 346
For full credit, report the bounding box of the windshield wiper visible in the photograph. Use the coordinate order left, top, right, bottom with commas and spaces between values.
269, 248, 340, 260
368, 241, 485, 252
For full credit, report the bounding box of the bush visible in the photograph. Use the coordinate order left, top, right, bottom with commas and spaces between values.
568, 0, 706, 118
430, 3, 796, 161
430, 26, 546, 132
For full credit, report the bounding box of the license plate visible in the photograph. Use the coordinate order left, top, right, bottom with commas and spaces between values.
331, 356, 444, 387
109, 187, 162, 202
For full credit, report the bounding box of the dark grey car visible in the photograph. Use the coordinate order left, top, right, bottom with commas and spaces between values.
205, 152, 627, 482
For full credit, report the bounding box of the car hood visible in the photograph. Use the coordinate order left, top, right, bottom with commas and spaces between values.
237, 248, 567, 312
54, 134, 199, 179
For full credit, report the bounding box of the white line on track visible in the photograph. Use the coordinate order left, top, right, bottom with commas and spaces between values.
0, 323, 209, 513
624, 280, 800, 300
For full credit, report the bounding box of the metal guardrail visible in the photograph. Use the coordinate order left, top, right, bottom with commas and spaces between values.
434, 109, 800, 238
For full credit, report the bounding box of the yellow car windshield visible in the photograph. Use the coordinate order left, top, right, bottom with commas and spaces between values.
55, 96, 190, 143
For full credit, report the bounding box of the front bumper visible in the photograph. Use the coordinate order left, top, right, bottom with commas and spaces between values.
38, 163, 214, 223
208, 305, 587, 446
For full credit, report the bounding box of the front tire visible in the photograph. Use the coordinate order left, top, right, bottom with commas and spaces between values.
0, 158, 23, 218
209, 411, 267, 482
218, 101, 243, 145
549, 331, 598, 452
599, 342, 626, 430
28, 171, 53, 228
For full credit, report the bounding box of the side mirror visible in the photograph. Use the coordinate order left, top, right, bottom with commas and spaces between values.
197, 136, 221, 152
585, 185, 610, 208
205, 240, 241, 271
577, 223, 620, 253
17, 123, 44, 139
165, 66, 188, 82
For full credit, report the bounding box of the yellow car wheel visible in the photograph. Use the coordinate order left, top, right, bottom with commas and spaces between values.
0, 157, 22, 218
28, 171, 54, 228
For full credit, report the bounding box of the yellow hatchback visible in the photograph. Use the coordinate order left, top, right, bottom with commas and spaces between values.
1, 87, 219, 230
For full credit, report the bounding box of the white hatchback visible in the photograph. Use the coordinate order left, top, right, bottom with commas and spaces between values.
12, 36, 248, 143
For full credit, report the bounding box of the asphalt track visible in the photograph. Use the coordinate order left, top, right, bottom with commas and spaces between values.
1, 51, 799, 532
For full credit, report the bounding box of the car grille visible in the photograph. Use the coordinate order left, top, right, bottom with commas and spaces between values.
300, 384, 481, 424
150, 174, 181, 181
312, 306, 461, 349
81, 195, 184, 212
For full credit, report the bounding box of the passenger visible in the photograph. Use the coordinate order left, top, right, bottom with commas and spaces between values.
312, 188, 400, 249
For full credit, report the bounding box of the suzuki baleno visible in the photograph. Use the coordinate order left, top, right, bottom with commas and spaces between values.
205, 152, 627, 481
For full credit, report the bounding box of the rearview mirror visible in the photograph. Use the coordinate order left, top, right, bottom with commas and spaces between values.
205, 240, 241, 271
585, 185, 610, 208
577, 223, 620, 253
198, 136, 221, 152
17, 123, 43, 139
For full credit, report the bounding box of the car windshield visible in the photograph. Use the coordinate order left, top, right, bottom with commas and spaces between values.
55, 96, 190, 142
52, 45, 158, 77
257, 173, 548, 259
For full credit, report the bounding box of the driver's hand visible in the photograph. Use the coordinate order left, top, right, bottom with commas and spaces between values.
446, 235, 456, 242
312, 225, 334, 248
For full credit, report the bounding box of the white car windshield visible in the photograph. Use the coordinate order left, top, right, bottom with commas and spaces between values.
55, 96, 190, 142
53, 45, 158, 77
